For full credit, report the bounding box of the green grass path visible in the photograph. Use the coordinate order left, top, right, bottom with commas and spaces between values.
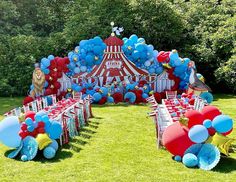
0, 94, 236, 181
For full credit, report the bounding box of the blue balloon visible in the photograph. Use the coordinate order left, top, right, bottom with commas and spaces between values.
93, 46, 102, 55
47, 121, 62, 139
200, 92, 213, 104
148, 68, 155, 74
142, 93, 149, 99
174, 155, 182, 162
107, 96, 114, 103
41, 58, 50, 67
27, 125, 35, 132
169, 50, 179, 61
100, 87, 108, 96
212, 115, 233, 133
132, 51, 140, 60
48, 139, 59, 151
44, 81, 48, 88
25, 118, 33, 126
135, 43, 145, 52
188, 125, 209, 143
182, 153, 198, 168
130, 34, 138, 43
43, 146, 56, 159
203, 119, 212, 129
93, 92, 102, 102
47, 55, 55, 61
0, 116, 21, 148
74, 67, 80, 74
137, 38, 145, 44
124, 92, 136, 104
80, 66, 87, 72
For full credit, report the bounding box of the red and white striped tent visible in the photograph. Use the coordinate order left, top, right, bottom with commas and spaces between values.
86, 35, 148, 85
73, 34, 177, 92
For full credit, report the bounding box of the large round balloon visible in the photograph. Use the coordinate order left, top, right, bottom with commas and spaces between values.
212, 115, 233, 134
201, 106, 221, 120
188, 125, 209, 143
93, 92, 102, 102
185, 110, 204, 128
0, 116, 21, 148
162, 122, 194, 156
25, 111, 36, 121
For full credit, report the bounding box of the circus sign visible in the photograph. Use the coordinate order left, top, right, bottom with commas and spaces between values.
105, 60, 122, 69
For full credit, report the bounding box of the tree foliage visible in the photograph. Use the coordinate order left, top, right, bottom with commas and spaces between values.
0, 0, 235, 96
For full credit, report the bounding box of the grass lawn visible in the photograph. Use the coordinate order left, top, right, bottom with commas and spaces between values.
0, 94, 236, 182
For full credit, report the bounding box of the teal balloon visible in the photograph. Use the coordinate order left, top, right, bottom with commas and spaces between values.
174, 155, 182, 162
200, 92, 213, 104
43, 146, 56, 159
182, 153, 198, 168
212, 115, 233, 133
0, 116, 21, 148
203, 119, 212, 129
107, 96, 114, 103
49, 140, 59, 151
48, 121, 63, 139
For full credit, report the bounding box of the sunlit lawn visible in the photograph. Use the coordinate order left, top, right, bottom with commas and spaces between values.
0, 94, 236, 182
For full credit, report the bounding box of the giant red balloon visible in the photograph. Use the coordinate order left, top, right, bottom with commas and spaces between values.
113, 92, 123, 104
201, 106, 221, 120
185, 110, 204, 128
162, 122, 194, 156
154, 92, 162, 103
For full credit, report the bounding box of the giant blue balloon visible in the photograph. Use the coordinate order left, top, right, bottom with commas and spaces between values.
0, 116, 21, 148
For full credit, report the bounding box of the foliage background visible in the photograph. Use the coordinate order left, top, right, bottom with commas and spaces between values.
0, 0, 235, 96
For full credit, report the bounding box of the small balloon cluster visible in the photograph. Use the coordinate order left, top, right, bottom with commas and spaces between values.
122, 34, 163, 75
42, 57, 70, 96
67, 36, 107, 76
162, 105, 234, 170
157, 50, 191, 90
0, 111, 62, 162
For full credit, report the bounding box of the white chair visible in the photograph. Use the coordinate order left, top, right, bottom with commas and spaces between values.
165, 91, 177, 99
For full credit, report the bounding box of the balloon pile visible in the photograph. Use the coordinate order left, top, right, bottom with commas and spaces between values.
162, 105, 234, 170
122, 34, 163, 75
0, 111, 62, 161
70, 78, 165, 105
157, 50, 191, 90
67, 36, 106, 76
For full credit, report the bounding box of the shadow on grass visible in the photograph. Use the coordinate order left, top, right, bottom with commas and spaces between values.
4, 120, 100, 163
213, 156, 236, 173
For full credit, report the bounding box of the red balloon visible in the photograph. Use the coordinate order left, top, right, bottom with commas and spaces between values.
154, 92, 162, 103
162, 122, 194, 156
208, 127, 216, 136
98, 97, 107, 105
23, 96, 34, 105
201, 106, 221, 120
185, 110, 204, 128
53, 82, 61, 89
157, 51, 170, 63
57, 72, 63, 78
21, 123, 28, 131
112, 92, 123, 104
25, 111, 36, 121
44, 88, 53, 96
189, 98, 195, 105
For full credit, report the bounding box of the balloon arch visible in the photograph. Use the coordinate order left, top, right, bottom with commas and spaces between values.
24, 33, 200, 105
